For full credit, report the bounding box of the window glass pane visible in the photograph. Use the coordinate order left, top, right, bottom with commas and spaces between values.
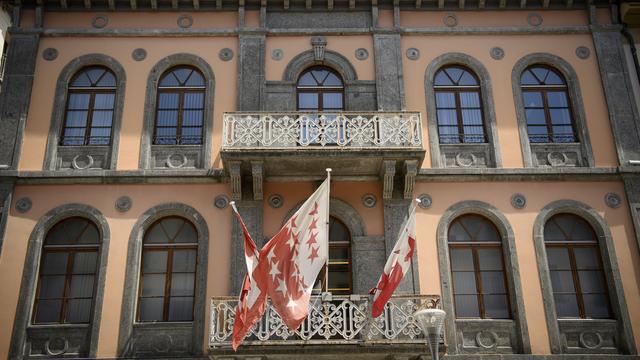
525, 109, 546, 125
182, 110, 203, 127
552, 127, 575, 142
531, 67, 549, 83
41, 253, 69, 274
466, 216, 499, 241
172, 250, 197, 272
94, 93, 115, 109
439, 126, 460, 144
544, 219, 567, 241
96, 71, 116, 87
574, 247, 601, 269
184, 92, 204, 109
436, 109, 457, 126
185, 71, 205, 87
550, 109, 572, 125
159, 218, 185, 240
79, 223, 100, 244
323, 93, 343, 109
480, 271, 506, 293
39, 275, 66, 298
92, 110, 113, 127
458, 71, 478, 86
46, 218, 89, 245
68, 94, 90, 110
328, 268, 351, 289
583, 294, 611, 318
173, 68, 193, 85
154, 128, 177, 145
157, 110, 178, 127
34, 299, 63, 323
522, 92, 543, 107
85, 68, 107, 85
69, 275, 95, 298
452, 272, 477, 294
483, 294, 510, 319
168, 297, 194, 321
158, 93, 180, 109
477, 248, 503, 270
170, 273, 195, 296
460, 92, 480, 108
141, 274, 166, 297
554, 294, 580, 318
323, 72, 343, 86
65, 111, 88, 127
544, 70, 565, 85
454, 295, 479, 317
175, 222, 197, 243
181, 127, 202, 144
89, 128, 111, 145
450, 249, 474, 271
329, 246, 349, 262
298, 72, 317, 86
550, 270, 575, 292
461, 109, 483, 126
578, 270, 607, 293
66, 298, 92, 323
159, 72, 180, 87
71, 73, 92, 87
449, 222, 471, 242
445, 68, 463, 84
139, 298, 164, 321
434, 70, 454, 86
329, 218, 349, 242
521, 70, 539, 85
567, 216, 596, 241
143, 251, 168, 273
435, 92, 455, 107
547, 91, 568, 107
73, 252, 97, 274
528, 126, 549, 143
298, 93, 318, 110
546, 248, 571, 270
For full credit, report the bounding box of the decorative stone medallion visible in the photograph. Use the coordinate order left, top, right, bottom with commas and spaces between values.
361, 193, 377, 208
72, 154, 94, 170
547, 151, 567, 167
311, 36, 327, 61
355, 48, 369, 60
490, 47, 505, 60
406, 48, 420, 61
527, 12, 543, 27
605, 192, 622, 209
271, 48, 284, 61
417, 194, 432, 209
214, 195, 229, 209
177, 15, 193, 28
91, 15, 109, 28
443, 13, 458, 27
511, 193, 527, 209
219, 48, 234, 61
115, 196, 132, 213
166, 154, 187, 169
476, 330, 498, 349
455, 152, 476, 167
575, 46, 591, 60
15, 197, 32, 213
579, 331, 603, 349
132, 48, 147, 61
268, 194, 284, 208
45, 337, 69, 356
42, 48, 59, 61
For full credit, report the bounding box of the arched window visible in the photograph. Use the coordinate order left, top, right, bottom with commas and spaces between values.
296, 66, 344, 112
434, 66, 486, 144
520, 65, 576, 143
544, 213, 611, 319
448, 214, 510, 319
153, 67, 205, 145
314, 217, 352, 295
137, 216, 198, 322
32, 217, 100, 324
61, 67, 116, 146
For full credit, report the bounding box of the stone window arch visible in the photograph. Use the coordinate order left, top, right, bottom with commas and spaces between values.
532, 200, 636, 354
139, 54, 215, 170
44, 54, 126, 171
425, 53, 501, 168
10, 204, 111, 359
511, 53, 594, 167
436, 201, 530, 354
118, 203, 209, 357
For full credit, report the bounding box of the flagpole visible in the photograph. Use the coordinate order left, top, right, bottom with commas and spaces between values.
325, 168, 331, 294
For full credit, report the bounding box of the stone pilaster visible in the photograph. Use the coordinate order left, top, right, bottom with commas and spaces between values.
236, 34, 266, 111
383, 198, 419, 294
230, 194, 263, 295
373, 33, 405, 111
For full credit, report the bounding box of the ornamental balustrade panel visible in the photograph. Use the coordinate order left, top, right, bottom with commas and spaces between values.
222, 112, 423, 148
209, 294, 440, 347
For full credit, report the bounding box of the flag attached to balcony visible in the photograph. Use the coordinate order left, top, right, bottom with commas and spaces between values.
256, 172, 331, 330
231, 203, 267, 351
370, 201, 417, 318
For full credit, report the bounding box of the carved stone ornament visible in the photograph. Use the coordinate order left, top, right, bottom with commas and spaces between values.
490, 47, 505, 60
45, 337, 69, 356
511, 193, 527, 209
417, 194, 432, 209
42, 48, 59, 61
271, 49, 284, 61
214, 195, 229, 209
527, 12, 543, 26
604, 192, 622, 209
476, 330, 498, 349
443, 13, 458, 27
547, 151, 567, 167
455, 152, 476, 167
15, 197, 32, 213
177, 15, 193, 28
132, 48, 147, 61
91, 15, 109, 28
361, 193, 377, 208
268, 194, 284, 208
406, 48, 420, 61
115, 196, 132, 212
72, 154, 94, 170
355, 48, 369, 60
579, 331, 603, 349
219, 48, 234, 62
166, 153, 188, 169
575, 46, 591, 60
311, 36, 327, 61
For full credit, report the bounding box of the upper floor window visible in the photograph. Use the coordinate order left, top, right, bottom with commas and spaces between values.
521, 65, 576, 143
434, 66, 486, 144
61, 67, 116, 146
448, 214, 510, 319
138, 216, 198, 322
314, 217, 352, 295
297, 66, 344, 112
154, 67, 205, 146
544, 213, 611, 319
33, 217, 100, 324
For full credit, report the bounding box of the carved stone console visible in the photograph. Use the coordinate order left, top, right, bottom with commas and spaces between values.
120, 323, 194, 357
55, 146, 111, 170
531, 143, 585, 167
440, 143, 494, 168
558, 319, 619, 354
456, 319, 519, 354
149, 145, 202, 169
24, 325, 90, 358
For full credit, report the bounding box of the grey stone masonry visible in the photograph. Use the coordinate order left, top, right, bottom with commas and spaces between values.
373, 34, 405, 111
237, 35, 265, 111
383, 198, 419, 294
230, 197, 263, 295
0, 31, 39, 169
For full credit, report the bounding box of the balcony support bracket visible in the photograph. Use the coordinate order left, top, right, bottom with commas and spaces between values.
382, 160, 396, 200
229, 161, 242, 201
403, 160, 418, 200
251, 161, 264, 201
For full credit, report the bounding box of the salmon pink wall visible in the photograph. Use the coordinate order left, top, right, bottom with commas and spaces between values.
43, 11, 238, 29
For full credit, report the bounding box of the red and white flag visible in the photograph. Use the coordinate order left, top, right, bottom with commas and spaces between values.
255, 173, 331, 330
231, 203, 267, 351
370, 202, 417, 318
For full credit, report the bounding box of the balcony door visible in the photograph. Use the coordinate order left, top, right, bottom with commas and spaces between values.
313, 216, 352, 295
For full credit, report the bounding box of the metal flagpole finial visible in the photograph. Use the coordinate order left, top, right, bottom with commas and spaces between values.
230, 201, 236, 206
326, 168, 332, 173
415, 198, 421, 204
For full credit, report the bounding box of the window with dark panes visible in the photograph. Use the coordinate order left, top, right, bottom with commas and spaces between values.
137, 217, 198, 322
544, 213, 611, 319
296, 67, 345, 144
520, 66, 577, 143
313, 217, 352, 295
32, 217, 100, 324
153, 67, 205, 145
434, 66, 486, 144
448, 215, 511, 319
61, 67, 116, 146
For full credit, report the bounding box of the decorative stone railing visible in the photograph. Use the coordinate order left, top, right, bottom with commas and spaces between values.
209, 294, 440, 348
222, 112, 423, 148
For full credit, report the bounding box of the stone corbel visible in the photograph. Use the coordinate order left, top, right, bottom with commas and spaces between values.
403, 160, 418, 200
229, 161, 242, 201
311, 36, 327, 61
251, 161, 264, 201
381, 160, 396, 200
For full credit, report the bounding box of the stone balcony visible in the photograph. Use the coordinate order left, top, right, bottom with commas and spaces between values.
220, 112, 426, 200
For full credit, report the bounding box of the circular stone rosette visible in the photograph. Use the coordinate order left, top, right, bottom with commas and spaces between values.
268, 194, 284, 209
361, 194, 377, 208
15, 197, 32, 213
406, 48, 420, 61
417, 194, 432, 209
91, 15, 109, 29
42, 48, 59, 61
575, 46, 591, 60
219, 48, 234, 61
214, 195, 230, 209
604, 192, 621, 209
511, 193, 526, 209
271, 49, 284, 61
177, 15, 193, 28
132, 48, 147, 61
490, 47, 505, 60
355, 48, 369, 60
115, 196, 132, 212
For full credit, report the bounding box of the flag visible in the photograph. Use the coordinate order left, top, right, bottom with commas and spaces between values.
370, 202, 417, 318
231, 203, 267, 351
255, 173, 331, 330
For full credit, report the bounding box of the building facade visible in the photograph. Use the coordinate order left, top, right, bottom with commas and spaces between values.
0, 0, 639, 359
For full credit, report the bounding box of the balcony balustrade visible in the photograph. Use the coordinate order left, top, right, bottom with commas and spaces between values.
209, 294, 440, 348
